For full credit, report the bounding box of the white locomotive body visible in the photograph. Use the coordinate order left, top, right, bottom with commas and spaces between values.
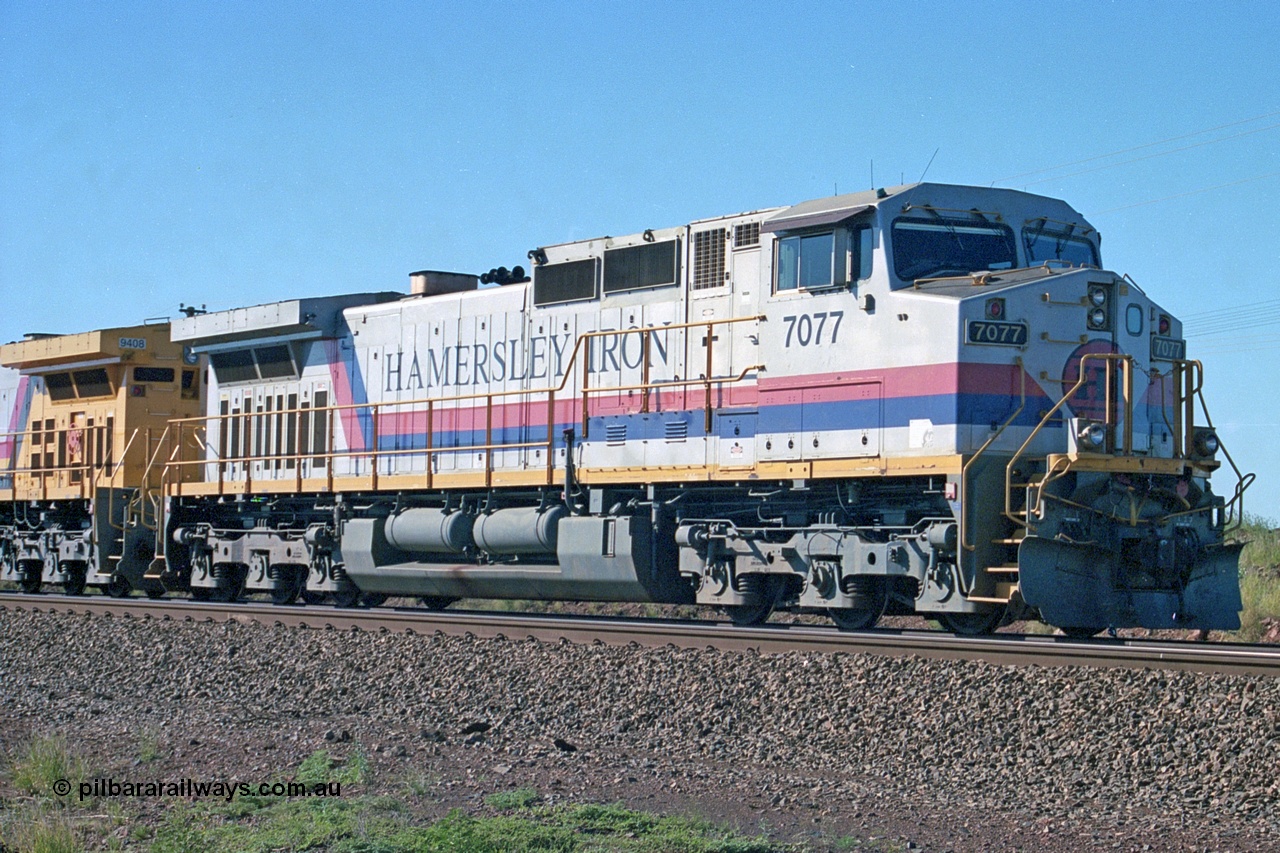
159, 183, 1245, 633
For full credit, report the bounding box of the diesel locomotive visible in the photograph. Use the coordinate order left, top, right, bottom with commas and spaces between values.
2, 183, 1251, 634
0, 324, 206, 597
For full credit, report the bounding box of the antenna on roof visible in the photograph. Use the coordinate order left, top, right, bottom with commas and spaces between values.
918, 148, 939, 184
870, 159, 874, 190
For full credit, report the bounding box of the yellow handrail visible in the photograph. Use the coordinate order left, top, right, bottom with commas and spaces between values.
1004, 352, 1134, 527
162, 314, 766, 494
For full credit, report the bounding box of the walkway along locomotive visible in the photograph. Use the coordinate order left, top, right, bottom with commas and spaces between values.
90, 184, 1256, 633
0, 325, 205, 596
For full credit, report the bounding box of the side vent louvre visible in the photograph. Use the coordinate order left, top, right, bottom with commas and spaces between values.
664, 419, 688, 441
734, 222, 760, 248
692, 228, 726, 290
605, 423, 627, 445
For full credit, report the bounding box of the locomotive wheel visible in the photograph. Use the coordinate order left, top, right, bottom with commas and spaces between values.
62, 569, 87, 597
145, 587, 167, 600
209, 572, 244, 603
1059, 626, 1102, 639
271, 568, 305, 606
20, 573, 42, 594
724, 575, 784, 627
190, 587, 212, 602
331, 585, 362, 608
419, 596, 458, 611
105, 574, 132, 598
300, 590, 328, 606
829, 576, 888, 631
937, 608, 1004, 636
359, 593, 389, 608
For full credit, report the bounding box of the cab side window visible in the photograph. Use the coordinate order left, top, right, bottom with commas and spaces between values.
777, 232, 836, 291
775, 225, 872, 293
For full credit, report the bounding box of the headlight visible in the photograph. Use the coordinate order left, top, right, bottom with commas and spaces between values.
1078, 422, 1107, 451
1089, 307, 1108, 329
1089, 286, 1107, 307
1194, 429, 1219, 458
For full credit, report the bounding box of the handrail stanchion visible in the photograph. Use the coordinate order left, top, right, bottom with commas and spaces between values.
641, 332, 651, 414
425, 399, 434, 490
485, 395, 494, 488
545, 389, 556, 486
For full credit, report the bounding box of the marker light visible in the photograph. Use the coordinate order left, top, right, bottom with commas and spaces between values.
1078, 422, 1107, 451
1158, 314, 1171, 335
1194, 429, 1219, 458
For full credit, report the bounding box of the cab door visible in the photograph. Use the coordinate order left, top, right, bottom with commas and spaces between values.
687, 222, 763, 467
68, 411, 88, 488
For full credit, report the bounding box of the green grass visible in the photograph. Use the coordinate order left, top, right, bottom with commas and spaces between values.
0, 804, 83, 853
1, 737, 94, 852
484, 787, 541, 810
296, 748, 371, 787
1231, 514, 1280, 642
137, 729, 164, 763
1235, 513, 1280, 570
2, 810, 82, 853
145, 797, 789, 853
8, 735, 87, 800
399, 770, 440, 798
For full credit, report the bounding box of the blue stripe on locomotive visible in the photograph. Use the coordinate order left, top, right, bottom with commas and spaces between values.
367, 391, 1051, 454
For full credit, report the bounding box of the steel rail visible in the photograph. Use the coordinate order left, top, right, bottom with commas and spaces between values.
1, 592, 1277, 677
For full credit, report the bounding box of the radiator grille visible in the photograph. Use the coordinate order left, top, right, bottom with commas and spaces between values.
692, 229, 726, 290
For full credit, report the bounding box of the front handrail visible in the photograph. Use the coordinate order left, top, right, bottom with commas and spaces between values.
1185, 370, 1253, 529
1006, 354, 1251, 533
1005, 352, 1134, 527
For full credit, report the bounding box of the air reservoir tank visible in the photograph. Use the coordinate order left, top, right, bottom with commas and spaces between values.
472, 506, 566, 556
383, 508, 474, 555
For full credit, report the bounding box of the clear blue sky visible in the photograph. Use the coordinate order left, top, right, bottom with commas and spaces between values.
2, 1, 1277, 519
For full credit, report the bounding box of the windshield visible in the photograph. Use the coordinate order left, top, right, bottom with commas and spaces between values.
1022, 224, 1099, 267
891, 218, 1017, 282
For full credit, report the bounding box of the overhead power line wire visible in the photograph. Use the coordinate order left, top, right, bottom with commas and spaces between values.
1188, 321, 1280, 339
1019, 122, 1280, 188
1191, 342, 1280, 356
993, 108, 1280, 183
1095, 171, 1280, 214
1184, 303, 1280, 323
1180, 298, 1280, 321
1182, 301, 1280, 322
1186, 307, 1280, 329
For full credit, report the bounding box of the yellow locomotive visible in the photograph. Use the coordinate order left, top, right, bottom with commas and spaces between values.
0, 323, 205, 596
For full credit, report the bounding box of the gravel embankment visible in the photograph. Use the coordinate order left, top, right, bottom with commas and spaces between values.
1, 609, 1277, 851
